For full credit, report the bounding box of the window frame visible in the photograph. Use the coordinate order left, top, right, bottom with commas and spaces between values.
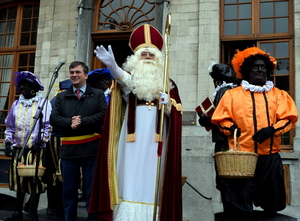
220, 0, 294, 41
93, 0, 157, 33
0, 1, 39, 144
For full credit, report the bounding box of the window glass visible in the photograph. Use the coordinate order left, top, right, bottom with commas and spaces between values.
0, 96, 9, 110
276, 59, 289, 76
225, 5, 237, 19
260, 18, 273, 34
281, 131, 290, 145
225, 0, 237, 3
19, 53, 28, 66
276, 42, 288, 57
0, 9, 5, 20
260, 2, 273, 17
7, 21, 15, 33
29, 53, 35, 66
276, 1, 288, 16
260, 43, 273, 56
98, 0, 155, 30
0, 22, 5, 33
22, 19, 31, 32
239, 4, 251, 18
33, 5, 39, 17
239, 20, 251, 34
23, 5, 32, 18
30, 33, 36, 45
5, 34, 14, 47
8, 7, 17, 19
3, 54, 12, 67
2, 69, 11, 82
20, 33, 29, 46
32, 18, 38, 31
0, 83, 10, 96
224, 21, 237, 35
276, 18, 288, 33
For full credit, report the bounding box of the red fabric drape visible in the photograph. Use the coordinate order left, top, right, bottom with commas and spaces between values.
89, 102, 113, 220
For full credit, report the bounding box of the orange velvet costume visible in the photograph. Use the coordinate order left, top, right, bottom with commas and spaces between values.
211, 85, 298, 155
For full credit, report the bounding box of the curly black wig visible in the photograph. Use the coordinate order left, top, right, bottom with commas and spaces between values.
240, 54, 275, 82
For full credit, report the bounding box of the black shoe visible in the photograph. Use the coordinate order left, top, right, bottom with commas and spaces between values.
46, 207, 54, 216
29, 213, 39, 221
53, 210, 64, 219
3, 211, 23, 221
23, 202, 30, 213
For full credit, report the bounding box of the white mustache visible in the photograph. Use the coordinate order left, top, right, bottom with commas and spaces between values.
142, 59, 155, 64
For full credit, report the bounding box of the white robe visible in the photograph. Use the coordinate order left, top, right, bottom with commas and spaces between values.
114, 73, 167, 221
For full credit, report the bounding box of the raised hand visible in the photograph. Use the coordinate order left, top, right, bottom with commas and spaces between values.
94, 45, 116, 68
94, 45, 123, 80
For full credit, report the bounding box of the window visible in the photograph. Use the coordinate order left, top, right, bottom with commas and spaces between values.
220, 0, 294, 149
221, 0, 292, 38
0, 2, 39, 142
92, 0, 158, 71
95, 0, 156, 32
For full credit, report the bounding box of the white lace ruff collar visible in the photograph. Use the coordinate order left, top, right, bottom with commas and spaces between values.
213, 81, 237, 97
241, 80, 273, 93
104, 88, 111, 97
18, 92, 42, 107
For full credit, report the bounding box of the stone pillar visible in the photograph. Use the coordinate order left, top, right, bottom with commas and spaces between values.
75, 0, 95, 66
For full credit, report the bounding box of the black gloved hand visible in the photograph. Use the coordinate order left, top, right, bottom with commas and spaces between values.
252, 126, 275, 144
198, 115, 212, 127
4, 142, 12, 157
229, 124, 241, 137
30, 143, 40, 154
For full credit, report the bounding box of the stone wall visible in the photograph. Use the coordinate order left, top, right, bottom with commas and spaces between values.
35, 0, 78, 99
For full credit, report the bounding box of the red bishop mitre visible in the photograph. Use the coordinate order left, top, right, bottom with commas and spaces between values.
129, 24, 164, 52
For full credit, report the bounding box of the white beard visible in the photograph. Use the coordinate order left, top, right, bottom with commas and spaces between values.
123, 57, 165, 101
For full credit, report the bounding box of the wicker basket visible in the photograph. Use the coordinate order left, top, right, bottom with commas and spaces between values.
214, 129, 258, 178
17, 151, 46, 177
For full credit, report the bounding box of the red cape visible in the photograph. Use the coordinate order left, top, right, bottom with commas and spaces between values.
89, 80, 183, 221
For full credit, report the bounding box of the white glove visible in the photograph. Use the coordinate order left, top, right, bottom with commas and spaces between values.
94, 45, 123, 80
159, 92, 169, 105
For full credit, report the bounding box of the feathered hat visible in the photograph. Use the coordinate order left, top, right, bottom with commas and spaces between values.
87, 68, 113, 84
88, 68, 113, 80
129, 24, 164, 52
14, 71, 44, 91
231, 47, 277, 79
59, 79, 72, 90
208, 62, 236, 81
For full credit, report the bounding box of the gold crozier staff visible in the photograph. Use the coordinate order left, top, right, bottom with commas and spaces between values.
153, 13, 172, 221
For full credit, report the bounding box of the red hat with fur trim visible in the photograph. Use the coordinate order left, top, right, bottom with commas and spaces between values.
129, 24, 163, 52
